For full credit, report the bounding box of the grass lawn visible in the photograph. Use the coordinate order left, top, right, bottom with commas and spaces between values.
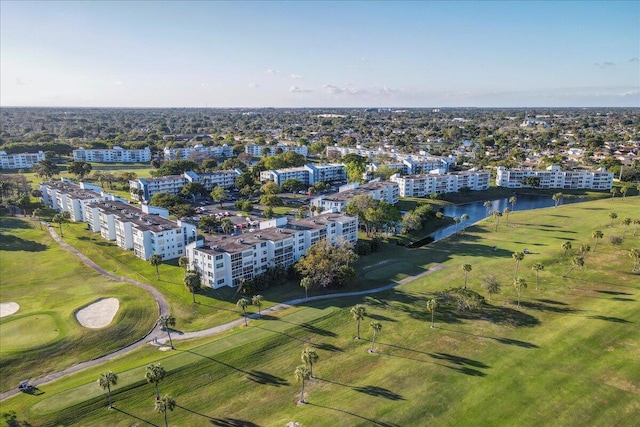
0, 216, 157, 393
1, 196, 638, 426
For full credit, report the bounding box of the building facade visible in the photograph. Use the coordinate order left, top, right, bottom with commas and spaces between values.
260, 163, 346, 186
73, 147, 151, 163
391, 170, 491, 197
0, 151, 46, 169
186, 212, 358, 289
163, 144, 233, 161
495, 166, 614, 190
310, 181, 400, 213
245, 143, 308, 157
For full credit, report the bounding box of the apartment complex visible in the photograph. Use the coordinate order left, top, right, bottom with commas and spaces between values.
84, 200, 196, 260
245, 143, 308, 157
495, 166, 614, 190
260, 163, 346, 186
187, 212, 358, 289
163, 144, 233, 161
0, 150, 45, 169
130, 169, 241, 200
39, 179, 196, 261
73, 146, 151, 163
327, 146, 455, 173
391, 170, 491, 197
310, 181, 399, 213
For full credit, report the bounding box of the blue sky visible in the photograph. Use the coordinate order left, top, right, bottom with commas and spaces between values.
1, 1, 638, 108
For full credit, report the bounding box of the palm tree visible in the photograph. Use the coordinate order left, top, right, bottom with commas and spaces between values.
149, 253, 163, 280
580, 244, 591, 257
52, 211, 70, 237
633, 220, 640, 236
483, 200, 491, 217
97, 371, 118, 409
252, 294, 264, 315
237, 297, 250, 326
563, 256, 584, 278
301, 347, 319, 378
294, 365, 311, 404
513, 277, 527, 308
492, 210, 503, 232
509, 195, 517, 211
629, 248, 639, 272
622, 218, 632, 235
154, 394, 176, 427
562, 241, 572, 258
145, 363, 166, 400
609, 212, 618, 227
369, 321, 382, 352
220, 218, 234, 235
453, 216, 460, 233
503, 207, 511, 226
462, 264, 472, 289
183, 270, 202, 303
178, 255, 189, 270
300, 277, 313, 299
157, 314, 176, 349
350, 304, 367, 339
512, 251, 525, 280
552, 192, 563, 207
426, 299, 437, 328
531, 263, 544, 290
592, 230, 603, 252
460, 213, 470, 234
610, 187, 618, 198
620, 187, 628, 198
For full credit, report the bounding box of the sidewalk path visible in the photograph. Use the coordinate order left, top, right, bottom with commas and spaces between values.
0, 222, 444, 401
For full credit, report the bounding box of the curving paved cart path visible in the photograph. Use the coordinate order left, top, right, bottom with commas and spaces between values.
0, 222, 444, 401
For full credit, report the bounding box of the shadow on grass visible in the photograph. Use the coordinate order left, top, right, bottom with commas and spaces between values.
211, 418, 261, 427
429, 352, 489, 369
182, 349, 289, 387
112, 407, 158, 426
0, 217, 33, 230
611, 297, 635, 302
586, 315, 632, 323
0, 234, 48, 251
435, 303, 540, 328
518, 301, 580, 314
306, 402, 401, 427
596, 290, 633, 296
535, 298, 569, 305
353, 385, 405, 401
437, 326, 539, 348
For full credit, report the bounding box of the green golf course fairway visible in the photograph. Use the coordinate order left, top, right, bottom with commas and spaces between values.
0, 313, 62, 351
1, 196, 639, 426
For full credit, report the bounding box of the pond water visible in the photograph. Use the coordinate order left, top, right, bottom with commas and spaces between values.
429, 194, 591, 242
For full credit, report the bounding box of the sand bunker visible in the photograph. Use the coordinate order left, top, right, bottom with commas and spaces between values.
0, 302, 20, 318
76, 298, 119, 328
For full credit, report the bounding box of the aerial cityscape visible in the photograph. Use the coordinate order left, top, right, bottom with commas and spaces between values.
0, 1, 639, 427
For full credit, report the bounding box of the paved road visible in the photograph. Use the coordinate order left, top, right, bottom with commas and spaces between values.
0, 221, 444, 401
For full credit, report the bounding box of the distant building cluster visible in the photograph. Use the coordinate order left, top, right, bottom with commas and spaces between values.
39, 179, 196, 261
0, 150, 45, 169
260, 163, 346, 186
187, 212, 358, 289
73, 146, 151, 163
310, 181, 399, 213
245, 143, 308, 157
495, 166, 614, 190
129, 169, 242, 201
390, 170, 491, 197
327, 146, 456, 173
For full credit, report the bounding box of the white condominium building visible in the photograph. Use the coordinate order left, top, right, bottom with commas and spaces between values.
245, 143, 308, 157
130, 169, 241, 201
0, 150, 46, 169
260, 163, 346, 186
327, 146, 455, 173
163, 144, 233, 161
73, 146, 151, 163
311, 181, 400, 213
391, 170, 491, 197
84, 200, 196, 260
186, 212, 358, 289
39, 179, 119, 222
495, 166, 614, 190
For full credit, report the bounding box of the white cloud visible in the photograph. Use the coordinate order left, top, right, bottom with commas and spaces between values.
248, 82, 259, 88
594, 61, 615, 68
201, 83, 207, 88
290, 73, 303, 79
15, 78, 30, 86
265, 68, 278, 74
630, 57, 639, 62
289, 85, 311, 93
113, 80, 124, 86
323, 84, 399, 97
323, 84, 343, 94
